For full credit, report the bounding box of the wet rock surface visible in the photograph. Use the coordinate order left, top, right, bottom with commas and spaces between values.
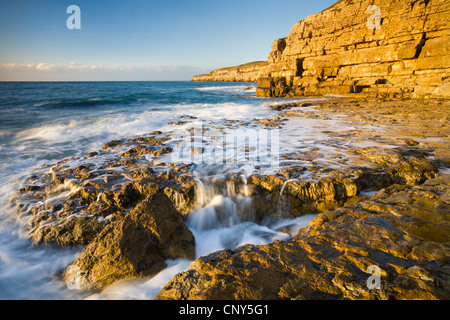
12, 97, 450, 297
14, 130, 197, 247
156, 175, 450, 300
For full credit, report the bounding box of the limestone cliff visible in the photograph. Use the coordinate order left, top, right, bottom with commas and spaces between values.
191, 61, 268, 82
257, 0, 450, 99
193, 0, 450, 99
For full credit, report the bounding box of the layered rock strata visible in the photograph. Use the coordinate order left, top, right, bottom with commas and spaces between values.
257, 0, 450, 98
191, 61, 268, 82
192, 0, 450, 99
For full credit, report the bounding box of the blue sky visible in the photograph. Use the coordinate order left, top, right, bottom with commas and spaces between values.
0, 0, 336, 80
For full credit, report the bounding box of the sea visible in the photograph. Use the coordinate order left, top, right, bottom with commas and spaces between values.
0, 81, 319, 300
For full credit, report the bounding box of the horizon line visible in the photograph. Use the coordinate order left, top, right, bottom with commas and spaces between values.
0, 80, 257, 83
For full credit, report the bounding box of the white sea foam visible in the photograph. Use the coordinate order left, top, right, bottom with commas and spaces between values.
0, 216, 82, 299
87, 188, 316, 300
83, 171, 316, 300
0, 86, 323, 300
86, 259, 192, 300
13, 101, 274, 159
194, 85, 255, 93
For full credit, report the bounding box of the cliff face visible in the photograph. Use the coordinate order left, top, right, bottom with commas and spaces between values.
192, 0, 450, 99
256, 0, 450, 99
191, 61, 268, 82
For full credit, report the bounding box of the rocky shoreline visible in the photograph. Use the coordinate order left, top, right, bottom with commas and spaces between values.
157, 174, 450, 300
12, 97, 449, 299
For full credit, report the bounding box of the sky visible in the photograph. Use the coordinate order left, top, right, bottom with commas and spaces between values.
0, 0, 337, 81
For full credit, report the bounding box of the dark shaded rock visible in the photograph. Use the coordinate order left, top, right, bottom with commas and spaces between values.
168, 121, 188, 126
18, 185, 41, 193
31, 215, 103, 247
128, 135, 170, 146
63, 192, 196, 292
102, 139, 124, 150
14, 141, 195, 247
151, 146, 173, 157
271, 102, 315, 111
86, 151, 99, 158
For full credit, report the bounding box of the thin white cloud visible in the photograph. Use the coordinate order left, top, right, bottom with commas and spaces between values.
35, 62, 58, 71
67, 61, 87, 70
0, 62, 211, 81
1, 63, 36, 70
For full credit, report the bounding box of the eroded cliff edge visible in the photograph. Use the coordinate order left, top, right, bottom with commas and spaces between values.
193, 0, 450, 99
191, 61, 268, 82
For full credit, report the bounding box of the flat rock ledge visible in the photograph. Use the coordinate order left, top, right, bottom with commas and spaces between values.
156, 175, 450, 300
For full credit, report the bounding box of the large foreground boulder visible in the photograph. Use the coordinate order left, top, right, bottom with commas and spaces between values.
64, 192, 195, 292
